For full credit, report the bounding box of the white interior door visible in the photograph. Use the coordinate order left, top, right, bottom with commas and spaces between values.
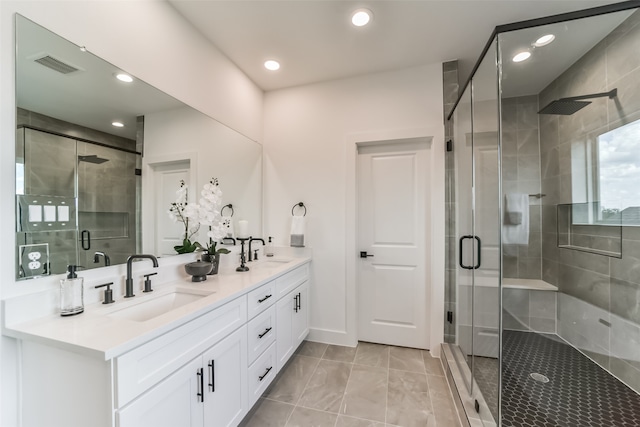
357, 140, 430, 349
153, 161, 190, 256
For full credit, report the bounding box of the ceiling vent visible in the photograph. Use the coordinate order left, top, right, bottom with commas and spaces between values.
33, 54, 81, 75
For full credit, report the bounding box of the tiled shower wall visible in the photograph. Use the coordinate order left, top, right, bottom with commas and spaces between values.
539, 10, 640, 393
501, 95, 543, 280
443, 60, 459, 344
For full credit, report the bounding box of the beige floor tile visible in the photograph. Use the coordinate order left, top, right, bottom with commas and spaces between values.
422, 350, 444, 376
340, 364, 388, 422
239, 398, 294, 427
355, 342, 389, 368
264, 355, 320, 404
258, 343, 460, 427
286, 406, 338, 427
298, 360, 352, 413
323, 344, 358, 363
427, 374, 461, 427
296, 340, 329, 358
389, 346, 426, 373
335, 414, 386, 426
387, 369, 433, 427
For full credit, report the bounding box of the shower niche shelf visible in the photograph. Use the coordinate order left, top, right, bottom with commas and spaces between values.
556, 203, 622, 258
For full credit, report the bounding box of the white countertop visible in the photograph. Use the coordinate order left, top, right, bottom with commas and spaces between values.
2, 256, 311, 361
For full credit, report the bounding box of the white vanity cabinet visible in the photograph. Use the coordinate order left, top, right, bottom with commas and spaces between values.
118, 325, 248, 427
245, 263, 310, 404
276, 280, 309, 371
19, 295, 248, 427
10, 260, 311, 427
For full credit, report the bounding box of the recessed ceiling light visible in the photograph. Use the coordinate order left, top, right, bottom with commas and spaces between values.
534, 34, 555, 47
351, 9, 372, 27
112, 122, 124, 128
512, 51, 531, 63
115, 73, 133, 83
264, 60, 280, 71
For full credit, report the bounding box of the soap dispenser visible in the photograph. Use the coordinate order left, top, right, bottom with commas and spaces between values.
60, 265, 84, 316
265, 236, 274, 257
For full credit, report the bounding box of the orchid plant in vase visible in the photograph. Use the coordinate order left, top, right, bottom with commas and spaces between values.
199, 178, 231, 257
168, 180, 201, 254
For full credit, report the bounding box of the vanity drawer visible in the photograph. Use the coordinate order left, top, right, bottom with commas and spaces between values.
247, 280, 276, 319
247, 305, 276, 365
115, 295, 247, 408
247, 342, 277, 407
275, 264, 309, 299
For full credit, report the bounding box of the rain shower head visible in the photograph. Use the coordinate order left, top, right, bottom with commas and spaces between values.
538, 88, 617, 115
78, 155, 109, 164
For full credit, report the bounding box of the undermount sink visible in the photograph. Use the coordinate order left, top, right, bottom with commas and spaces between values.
107, 289, 214, 322
253, 258, 292, 268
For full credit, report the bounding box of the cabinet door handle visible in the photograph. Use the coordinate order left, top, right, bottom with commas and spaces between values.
258, 366, 273, 381
208, 360, 215, 392
258, 294, 272, 303
197, 368, 204, 402
258, 327, 272, 339
297, 292, 301, 310
293, 294, 299, 313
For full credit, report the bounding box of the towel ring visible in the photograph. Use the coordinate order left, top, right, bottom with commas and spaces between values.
291, 202, 306, 216
221, 204, 234, 217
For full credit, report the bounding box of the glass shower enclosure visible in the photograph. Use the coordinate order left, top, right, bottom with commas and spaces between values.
445, 2, 640, 426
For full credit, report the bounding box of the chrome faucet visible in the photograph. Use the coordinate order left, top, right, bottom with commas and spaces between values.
125, 254, 158, 298
93, 251, 111, 266
248, 237, 265, 262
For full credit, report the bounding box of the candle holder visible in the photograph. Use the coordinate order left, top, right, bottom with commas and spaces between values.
236, 238, 250, 272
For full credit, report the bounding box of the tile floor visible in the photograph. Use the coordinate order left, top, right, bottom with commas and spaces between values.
240, 341, 462, 427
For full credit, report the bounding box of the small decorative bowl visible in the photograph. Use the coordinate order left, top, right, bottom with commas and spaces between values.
185, 261, 213, 282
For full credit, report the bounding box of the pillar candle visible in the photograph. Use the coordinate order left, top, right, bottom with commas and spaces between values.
237, 220, 249, 238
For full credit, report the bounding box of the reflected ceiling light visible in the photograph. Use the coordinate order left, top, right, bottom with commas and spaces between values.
111, 121, 124, 127
264, 60, 280, 71
534, 34, 555, 47
351, 9, 372, 27
115, 73, 133, 83
512, 51, 531, 63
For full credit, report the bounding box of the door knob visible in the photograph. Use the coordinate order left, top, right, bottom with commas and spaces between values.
360, 251, 374, 258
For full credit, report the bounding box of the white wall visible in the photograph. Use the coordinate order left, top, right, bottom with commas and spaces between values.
263, 63, 445, 350
0, 2, 263, 425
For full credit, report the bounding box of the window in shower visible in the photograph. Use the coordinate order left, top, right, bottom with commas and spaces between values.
568, 119, 640, 227
597, 119, 640, 225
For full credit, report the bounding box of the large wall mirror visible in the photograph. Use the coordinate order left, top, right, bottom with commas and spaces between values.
15, 15, 262, 280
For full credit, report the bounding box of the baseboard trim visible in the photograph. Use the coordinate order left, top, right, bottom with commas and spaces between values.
307, 328, 357, 347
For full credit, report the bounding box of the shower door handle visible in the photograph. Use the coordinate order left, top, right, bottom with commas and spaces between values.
473, 236, 481, 269
459, 235, 481, 270
459, 235, 473, 270
81, 230, 91, 251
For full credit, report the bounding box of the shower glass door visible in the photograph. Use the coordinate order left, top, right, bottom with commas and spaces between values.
450, 39, 501, 426
452, 84, 474, 392
77, 141, 138, 268
471, 39, 501, 424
